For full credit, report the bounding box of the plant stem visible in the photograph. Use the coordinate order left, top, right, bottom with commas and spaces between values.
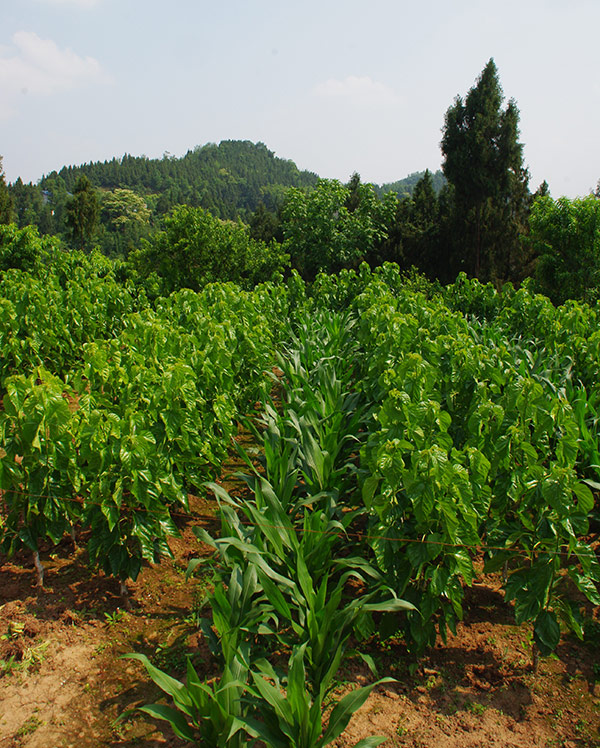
532, 641, 539, 673
119, 579, 131, 610
33, 550, 44, 587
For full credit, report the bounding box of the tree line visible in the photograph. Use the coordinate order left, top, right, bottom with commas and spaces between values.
1, 60, 599, 303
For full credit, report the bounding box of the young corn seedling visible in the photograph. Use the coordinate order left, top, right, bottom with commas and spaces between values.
239, 643, 394, 748
123, 644, 252, 748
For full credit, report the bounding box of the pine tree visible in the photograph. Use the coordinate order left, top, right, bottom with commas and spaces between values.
65, 176, 99, 250
441, 59, 529, 281
0, 157, 14, 225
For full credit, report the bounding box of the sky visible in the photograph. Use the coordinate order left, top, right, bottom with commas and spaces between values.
1, 0, 599, 198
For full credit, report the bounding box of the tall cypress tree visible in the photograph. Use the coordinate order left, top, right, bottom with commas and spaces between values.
441, 59, 529, 281
65, 176, 99, 251
0, 157, 13, 225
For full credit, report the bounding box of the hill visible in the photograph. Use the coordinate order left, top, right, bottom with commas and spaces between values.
6, 141, 447, 258
40, 140, 320, 221
375, 169, 446, 199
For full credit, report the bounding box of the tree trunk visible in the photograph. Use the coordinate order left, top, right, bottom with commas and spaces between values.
475, 202, 482, 278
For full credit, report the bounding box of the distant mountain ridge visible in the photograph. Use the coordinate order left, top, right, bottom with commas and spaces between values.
38, 140, 445, 218
39, 140, 320, 220
6, 140, 446, 250
375, 170, 446, 199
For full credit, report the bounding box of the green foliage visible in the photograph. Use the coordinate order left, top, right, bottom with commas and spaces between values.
441, 59, 529, 281
131, 205, 289, 294
65, 176, 100, 251
530, 194, 600, 304
124, 649, 251, 747
0, 223, 50, 273
134, 301, 407, 746
248, 201, 282, 244
339, 265, 600, 659
281, 178, 397, 279
0, 369, 81, 558
99, 188, 151, 256
374, 169, 446, 201
242, 646, 392, 748
42, 140, 319, 221
5, 234, 600, 740
0, 249, 284, 585
0, 239, 142, 383
380, 170, 443, 275
0, 157, 13, 225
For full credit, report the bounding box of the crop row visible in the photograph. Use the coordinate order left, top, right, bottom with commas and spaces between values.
0, 265, 285, 591
130, 306, 412, 747
343, 267, 600, 662
2, 258, 599, 672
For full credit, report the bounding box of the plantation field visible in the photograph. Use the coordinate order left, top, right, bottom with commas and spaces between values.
1, 451, 599, 747
2, 242, 600, 746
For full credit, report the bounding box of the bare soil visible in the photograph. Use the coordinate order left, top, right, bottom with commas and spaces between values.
2, 444, 600, 747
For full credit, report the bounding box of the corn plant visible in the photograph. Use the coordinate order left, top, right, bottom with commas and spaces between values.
124, 645, 251, 748
196, 563, 280, 665
198, 482, 413, 694
240, 644, 393, 748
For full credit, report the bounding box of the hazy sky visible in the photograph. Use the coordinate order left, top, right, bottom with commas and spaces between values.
1, 0, 599, 197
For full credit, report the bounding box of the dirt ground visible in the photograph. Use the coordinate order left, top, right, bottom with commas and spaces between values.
2, 460, 600, 747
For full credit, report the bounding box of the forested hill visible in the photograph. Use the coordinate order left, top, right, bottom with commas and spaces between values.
40, 140, 320, 220
35, 140, 443, 220
375, 169, 446, 199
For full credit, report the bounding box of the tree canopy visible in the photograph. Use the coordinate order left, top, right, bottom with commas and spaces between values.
131, 205, 289, 295
441, 59, 529, 281
65, 176, 99, 251
531, 194, 600, 304
0, 157, 13, 225
280, 177, 397, 279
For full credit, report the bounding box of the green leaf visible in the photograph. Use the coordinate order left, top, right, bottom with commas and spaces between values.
514, 593, 542, 626
286, 644, 309, 719
321, 678, 395, 745
352, 738, 389, 748
356, 652, 379, 679
251, 671, 293, 724
136, 704, 196, 742
361, 597, 416, 613
541, 477, 567, 512
569, 571, 600, 605
296, 552, 315, 606
362, 475, 380, 510
534, 609, 560, 655
123, 653, 192, 709
407, 541, 430, 571
257, 569, 293, 620
572, 482, 595, 514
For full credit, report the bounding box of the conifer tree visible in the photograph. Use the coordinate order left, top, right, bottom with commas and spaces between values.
441, 59, 529, 281
0, 157, 14, 225
65, 176, 99, 251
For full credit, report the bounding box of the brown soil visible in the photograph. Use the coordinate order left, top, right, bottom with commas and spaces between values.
1, 441, 600, 747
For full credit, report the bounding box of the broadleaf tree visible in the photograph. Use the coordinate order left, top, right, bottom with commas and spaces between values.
131, 204, 289, 294
530, 194, 600, 304
281, 177, 397, 280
